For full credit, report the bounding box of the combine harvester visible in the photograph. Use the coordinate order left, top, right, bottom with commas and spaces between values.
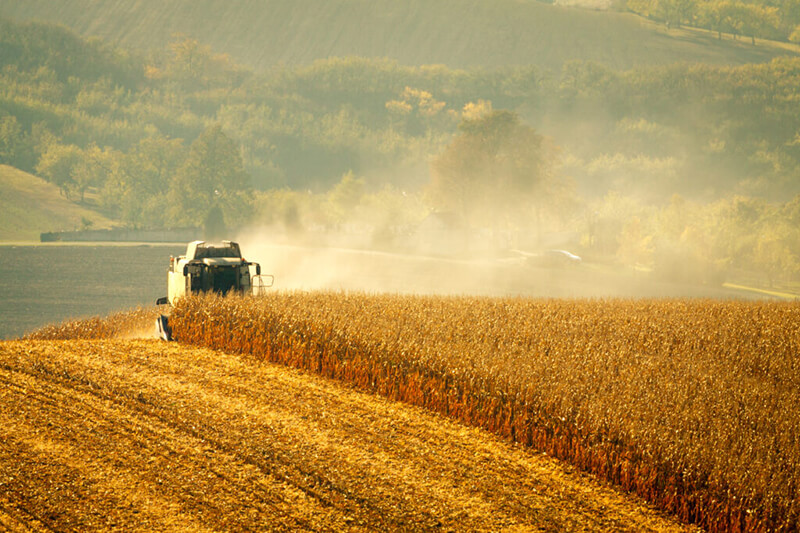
156, 240, 272, 340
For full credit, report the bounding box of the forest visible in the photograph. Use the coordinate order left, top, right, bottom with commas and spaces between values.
1, 16, 799, 288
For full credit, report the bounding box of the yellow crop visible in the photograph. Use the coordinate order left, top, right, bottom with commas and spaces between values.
24, 306, 160, 340
168, 293, 800, 532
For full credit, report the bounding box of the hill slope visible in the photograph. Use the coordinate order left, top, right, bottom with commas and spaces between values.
0, 165, 114, 242
0, 0, 796, 71
0, 338, 691, 531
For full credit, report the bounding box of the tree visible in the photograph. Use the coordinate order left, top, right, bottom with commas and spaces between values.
428, 110, 564, 236
35, 143, 83, 200
617, 216, 654, 267
167, 35, 209, 85
739, 4, 780, 44
791, 24, 800, 43
0, 115, 22, 166
327, 171, 366, 225
706, 1, 778, 42
168, 124, 252, 230
754, 224, 799, 287
699, 1, 734, 39
385, 87, 449, 135
99, 137, 186, 227
656, 0, 696, 28
72, 143, 121, 203
109, 136, 187, 226
162, 34, 246, 89
559, 61, 618, 105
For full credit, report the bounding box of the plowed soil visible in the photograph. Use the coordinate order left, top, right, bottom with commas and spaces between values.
0, 339, 692, 532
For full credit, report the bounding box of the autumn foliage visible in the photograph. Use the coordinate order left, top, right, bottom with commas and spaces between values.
169, 293, 800, 532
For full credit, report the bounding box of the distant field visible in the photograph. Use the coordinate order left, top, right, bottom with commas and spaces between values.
0, 165, 113, 242
0, 336, 690, 531
0, 0, 796, 71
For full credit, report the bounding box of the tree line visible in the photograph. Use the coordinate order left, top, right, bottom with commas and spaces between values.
622, 0, 800, 43
0, 18, 799, 286
590, 192, 800, 288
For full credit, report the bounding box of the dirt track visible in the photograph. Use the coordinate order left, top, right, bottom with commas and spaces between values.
0, 339, 692, 531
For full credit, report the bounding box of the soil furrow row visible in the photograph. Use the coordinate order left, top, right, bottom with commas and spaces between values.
0, 339, 692, 531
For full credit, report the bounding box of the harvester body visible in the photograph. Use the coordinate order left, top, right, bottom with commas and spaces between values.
165, 240, 260, 306
156, 240, 271, 340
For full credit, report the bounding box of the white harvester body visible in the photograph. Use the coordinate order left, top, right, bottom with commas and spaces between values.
156, 240, 272, 340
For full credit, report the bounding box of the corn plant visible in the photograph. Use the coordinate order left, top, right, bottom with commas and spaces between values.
167, 293, 800, 532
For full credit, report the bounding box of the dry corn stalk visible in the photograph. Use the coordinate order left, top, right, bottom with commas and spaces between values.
169, 292, 800, 532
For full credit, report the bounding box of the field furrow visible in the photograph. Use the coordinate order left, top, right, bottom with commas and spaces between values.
0, 339, 689, 531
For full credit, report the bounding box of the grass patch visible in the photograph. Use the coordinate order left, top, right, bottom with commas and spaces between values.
0, 165, 114, 242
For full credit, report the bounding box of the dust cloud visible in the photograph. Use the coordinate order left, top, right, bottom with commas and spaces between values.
117, 327, 160, 340
236, 228, 751, 300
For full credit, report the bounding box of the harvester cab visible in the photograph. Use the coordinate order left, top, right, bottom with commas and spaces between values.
155, 240, 273, 340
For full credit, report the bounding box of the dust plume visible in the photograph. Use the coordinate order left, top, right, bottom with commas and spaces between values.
235, 228, 754, 300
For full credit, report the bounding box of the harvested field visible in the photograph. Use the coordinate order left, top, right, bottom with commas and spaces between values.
0, 339, 688, 532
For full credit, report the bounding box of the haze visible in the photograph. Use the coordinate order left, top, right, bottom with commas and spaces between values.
0, 0, 798, 303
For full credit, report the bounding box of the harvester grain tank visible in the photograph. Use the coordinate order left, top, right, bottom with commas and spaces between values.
156, 240, 272, 340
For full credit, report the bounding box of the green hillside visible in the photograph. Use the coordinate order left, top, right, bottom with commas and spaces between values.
0, 165, 114, 242
0, 0, 797, 72
0, 15, 799, 285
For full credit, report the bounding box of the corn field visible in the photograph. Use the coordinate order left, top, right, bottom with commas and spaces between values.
170, 293, 800, 532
